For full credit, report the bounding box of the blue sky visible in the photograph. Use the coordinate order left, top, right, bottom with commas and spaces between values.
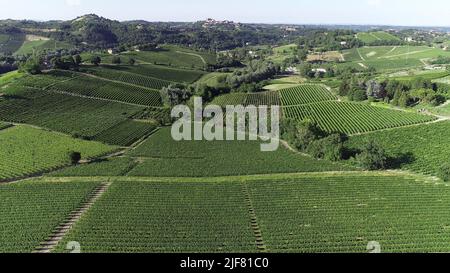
0, 0, 449, 26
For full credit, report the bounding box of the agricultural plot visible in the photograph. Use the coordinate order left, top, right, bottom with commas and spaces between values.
248, 174, 450, 253
49, 75, 162, 107
55, 181, 257, 253
14, 39, 71, 55
357, 31, 399, 44
93, 120, 158, 146
126, 128, 353, 177
124, 45, 216, 69
283, 101, 436, 135
0, 126, 116, 181
0, 33, 25, 54
280, 84, 336, 106
211, 92, 280, 107
85, 66, 173, 90
51, 158, 137, 177
197, 72, 230, 88
0, 181, 100, 253
0, 90, 145, 139
347, 121, 450, 176
92, 64, 205, 83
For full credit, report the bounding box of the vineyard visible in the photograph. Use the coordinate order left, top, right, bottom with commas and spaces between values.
55, 181, 258, 253
125, 128, 353, 177
118, 64, 206, 83
48, 75, 163, 107
92, 120, 158, 146
211, 91, 280, 107
247, 174, 450, 253
0, 90, 145, 139
283, 101, 436, 134
280, 84, 337, 106
0, 122, 11, 131
52, 158, 137, 177
0, 126, 116, 181
347, 121, 450, 175
0, 181, 100, 253
85, 66, 173, 90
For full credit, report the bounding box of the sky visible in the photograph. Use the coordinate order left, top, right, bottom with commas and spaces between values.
0, 0, 450, 26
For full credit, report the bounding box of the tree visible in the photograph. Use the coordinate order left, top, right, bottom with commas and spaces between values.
68, 151, 82, 165
90, 56, 101, 66
111, 56, 122, 64
128, 58, 136, 65
438, 164, 450, 182
398, 92, 410, 108
19, 56, 41, 75
307, 134, 345, 161
74, 54, 82, 66
160, 84, 192, 107
355, 139, 387, 170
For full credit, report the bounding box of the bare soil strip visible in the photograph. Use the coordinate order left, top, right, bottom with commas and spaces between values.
33, 182, 112, 253
242, 183, 267, 252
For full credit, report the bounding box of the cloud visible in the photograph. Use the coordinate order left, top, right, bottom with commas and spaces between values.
65, 0, 81, 7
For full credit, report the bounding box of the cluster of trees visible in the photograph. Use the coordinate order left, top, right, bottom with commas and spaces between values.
160, 84, 192, 107
0, 55, 19, 74
431, 55, 450, 65
226, 60, 280, 91
281, 119, 388, 170
339, 76, 448, 106
297, 29, 362, 51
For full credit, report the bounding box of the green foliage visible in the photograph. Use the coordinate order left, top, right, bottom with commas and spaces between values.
280, 84, 336, 106
307, 134, 345, 161
19, 56, 41, 75
438, 164, 450, 182
68, 151, 82, 165
0, 126, 116, 181
159, 83, 191, 107
90, 55, 101, 66
283, 101, 436, 135
0, 181, 100, 252
355, 139, 387, 170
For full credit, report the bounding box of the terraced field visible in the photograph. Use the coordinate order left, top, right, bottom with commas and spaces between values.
280, 85, 336, 106
0, 126, 116, 181
92, 120, 158, 146
283, 101, 436, 134
347, 121, 450, 175
0, 180, 100, 253
0, 90, 145, 139
125, 128, 353, 177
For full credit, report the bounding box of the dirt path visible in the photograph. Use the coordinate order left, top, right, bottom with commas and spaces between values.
33, 182, 112, 253
241, 182, 267, 252
356, 48, 366, 61
358, 63, 368, 69
379, 49, 433, 59
176, 50, 207, 65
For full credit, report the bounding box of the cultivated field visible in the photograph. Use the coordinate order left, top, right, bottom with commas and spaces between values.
280, 84, 336, 106
283, 101, 436, 134
0, 180, 100, 253
0, 126, 116, 181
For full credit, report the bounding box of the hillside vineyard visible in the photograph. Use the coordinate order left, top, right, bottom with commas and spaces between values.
1, 9, 450, 257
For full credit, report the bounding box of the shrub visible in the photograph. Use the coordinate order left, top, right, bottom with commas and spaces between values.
438, 164, 450, 182
68, 151, 82, 165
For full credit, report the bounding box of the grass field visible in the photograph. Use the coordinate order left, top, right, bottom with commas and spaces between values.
357, 31, 400, 44
123, 45, 216, 69
14, 39, 71, 55
347, 121, 450, 176
0, 126, 116, 181
283, 101, 436, 134
0, 180, 100, 253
